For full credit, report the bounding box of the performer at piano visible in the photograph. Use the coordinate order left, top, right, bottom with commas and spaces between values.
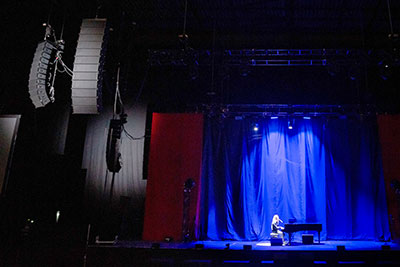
271, 214, 285, 244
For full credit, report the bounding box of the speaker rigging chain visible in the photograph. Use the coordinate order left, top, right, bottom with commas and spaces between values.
49, 49, 74, 103
58, 61, 73, 77
49, 55, 58, 103
113, 66, 125, 119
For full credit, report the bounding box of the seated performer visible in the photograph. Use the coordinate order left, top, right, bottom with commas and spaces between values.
271, 214, 285, 244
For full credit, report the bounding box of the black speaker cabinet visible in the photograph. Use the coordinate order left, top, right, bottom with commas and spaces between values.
270, 238, 283, 246
302, 234, 314, 244
28, 40, 59, 107
243, 244, 252, 250
71, 19, 108, 114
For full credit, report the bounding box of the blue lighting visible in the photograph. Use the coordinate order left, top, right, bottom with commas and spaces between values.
270, 116, 278, 120
200, 117, 390, 241
303, 116, 311, 120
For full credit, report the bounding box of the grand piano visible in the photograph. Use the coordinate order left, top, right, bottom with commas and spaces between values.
282, 223, 322, 245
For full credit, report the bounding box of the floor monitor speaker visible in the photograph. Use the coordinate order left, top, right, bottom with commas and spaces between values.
270, 238, 283, 246
302, 234, 314, 244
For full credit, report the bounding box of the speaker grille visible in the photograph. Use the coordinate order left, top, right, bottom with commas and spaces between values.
71, 19, 108, 114
28, 41, 58, 108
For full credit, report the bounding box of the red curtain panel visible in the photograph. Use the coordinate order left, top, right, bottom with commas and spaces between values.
378, 115, 400, 240
143, 113, 204, 241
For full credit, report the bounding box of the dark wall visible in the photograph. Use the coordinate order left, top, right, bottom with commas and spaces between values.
82, 101, 148, 240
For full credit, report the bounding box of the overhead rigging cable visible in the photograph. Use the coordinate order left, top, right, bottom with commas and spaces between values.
59, 9, 66, 41
183, 0, 188, 37
113, 66, 123, 118
44, 2, 53, 40
386, 0, 394, 36
210, 19, 216, 95
129, 63, 150, 110
112, 65, 144, 141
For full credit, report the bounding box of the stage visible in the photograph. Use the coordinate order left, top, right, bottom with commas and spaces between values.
86, 240, 400, 266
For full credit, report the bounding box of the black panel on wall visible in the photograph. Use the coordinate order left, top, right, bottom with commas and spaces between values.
141, 104, 153, 180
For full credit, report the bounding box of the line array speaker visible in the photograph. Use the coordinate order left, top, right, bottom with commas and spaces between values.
28, 41, 59, 108
71, 19, 108, 114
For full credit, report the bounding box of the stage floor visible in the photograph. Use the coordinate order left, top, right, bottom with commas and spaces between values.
113, 240, 400, 251
87, 240, 400, 266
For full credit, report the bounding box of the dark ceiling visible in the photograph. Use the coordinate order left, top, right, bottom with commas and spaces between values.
118, 0, 400, 48
3, 0, 399, 49
1, 0, 399, 113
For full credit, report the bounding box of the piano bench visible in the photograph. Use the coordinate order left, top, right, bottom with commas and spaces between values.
302, 234, 314, 245
270, 233, 279, 238
270, 233, 282, 246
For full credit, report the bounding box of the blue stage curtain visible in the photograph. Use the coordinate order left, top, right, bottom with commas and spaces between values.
199, 116, 390, 241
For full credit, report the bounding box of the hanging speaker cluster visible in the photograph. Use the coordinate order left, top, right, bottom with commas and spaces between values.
28, 40, 63, 108
71, 19, 108, 114
106, 114, 127, 173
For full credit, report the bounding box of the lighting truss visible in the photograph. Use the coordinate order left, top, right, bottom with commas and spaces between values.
149, 48, 364, 67
193, 104, 377, 118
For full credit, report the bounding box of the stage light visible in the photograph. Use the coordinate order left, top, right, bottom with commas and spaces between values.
326, 61, 340, 77
347, 63, 360, 81
56, 210, 60, 223
252, 123, 259, 132
288, 119, 293, 130
303, 116, 311, 120
239, 66, 250, 77
164, 237, 173, 242
378, 58, 393, 80
270, 116, 278, 120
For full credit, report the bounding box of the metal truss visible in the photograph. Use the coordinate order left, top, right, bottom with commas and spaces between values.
191, 103, 377, 118
149, 48, 365, 67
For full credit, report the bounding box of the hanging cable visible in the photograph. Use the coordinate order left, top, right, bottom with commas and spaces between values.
59, 10, 66, 41
43, 3, 53, 40
129, 63, 150, 110
209, 19, 217, 96
113, 66, 121, 118
386, 0, 394, 36
183, 0, 188, 37
178, 0, 189, 48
